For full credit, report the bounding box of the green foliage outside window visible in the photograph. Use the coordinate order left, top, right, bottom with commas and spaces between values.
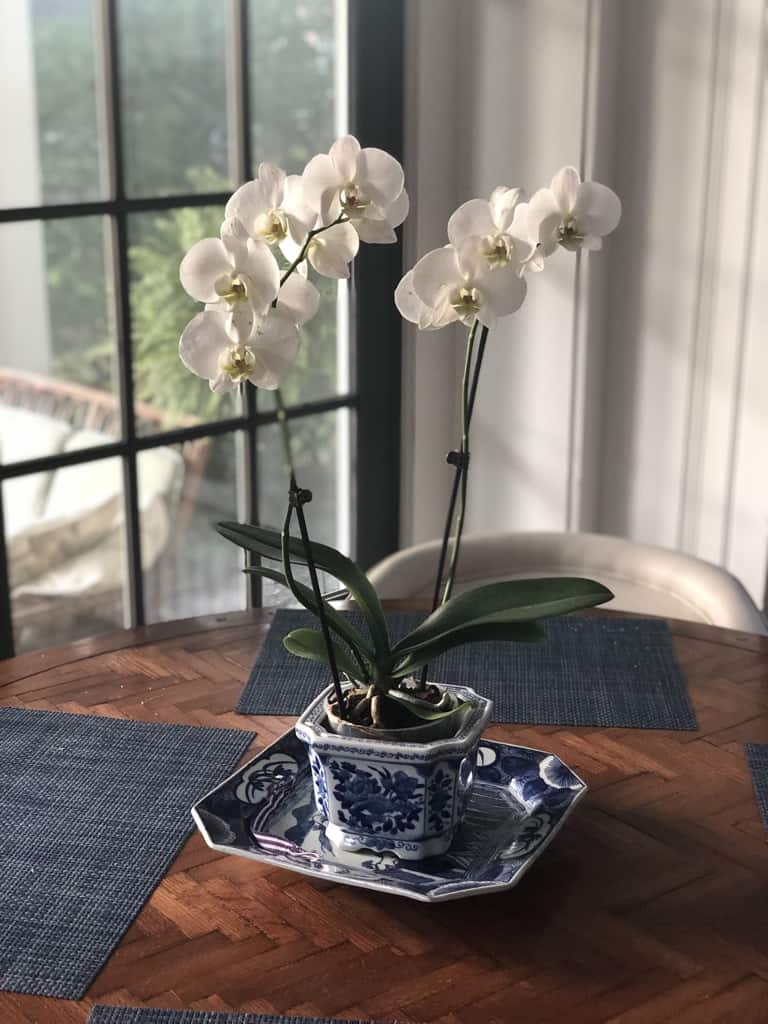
32, 0, 339, 428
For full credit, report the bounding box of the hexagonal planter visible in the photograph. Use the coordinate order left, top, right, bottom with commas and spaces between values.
294, 683, 493, 860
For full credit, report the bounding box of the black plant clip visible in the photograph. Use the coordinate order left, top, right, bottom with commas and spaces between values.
289, 486, 313, 507
446, 449, 470, 470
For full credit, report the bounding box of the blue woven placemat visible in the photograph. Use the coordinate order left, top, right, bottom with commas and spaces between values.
0, 707, 254, 1000
88, 1008, 383, 1024
746, 743, 768, 829
239, 610, 696, 730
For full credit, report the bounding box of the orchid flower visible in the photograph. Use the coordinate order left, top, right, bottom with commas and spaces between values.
179, 304, 300, 393
302, 134, 408, 241
527, 166, 622, 256
394, 269, 455, 331
216, 269, 321, 345
180, 219, 280, 317
276, 274, 321, 327
447, 187, 535, 274
225, 163, 314, 257
398, 240, 526, 329
281, 219, 360, 279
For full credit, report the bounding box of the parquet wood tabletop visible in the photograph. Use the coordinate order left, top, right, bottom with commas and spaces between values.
1, 607, 767, 1024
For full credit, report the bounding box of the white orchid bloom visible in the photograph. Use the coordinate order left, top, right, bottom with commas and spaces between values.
306, 221, 360, 277
207, 267, 321, 347
527, 166, 622, 256
394, 269, 455, 331
281, 219, 360, 279
275, 274, 320, 327
447, 187, 534, 274
505, 201, 548, 273
225, 163, 314, 256
400, 240, 527, 329
302, 134, 408, 240
179, 305, 300, 393
179, 220, 280, 316
354, 188, 410, 244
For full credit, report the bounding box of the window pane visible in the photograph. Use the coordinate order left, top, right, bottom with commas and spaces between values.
1, 0, 105, 208
141, 433, 245, 622
118, 0, 231, 197
0, 217, 119, 463
259, 408, 354, 606
249, 0, 339, 172
5, 456, 127, 653
129, 208, 240, 433
249, 0, 346, 405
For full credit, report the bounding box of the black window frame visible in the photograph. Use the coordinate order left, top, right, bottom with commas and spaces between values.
0, 0, 403, 659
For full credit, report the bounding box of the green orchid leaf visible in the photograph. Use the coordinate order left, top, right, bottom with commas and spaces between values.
384, 690, 472, 722
390, 620, 545, 677
283, 628, 363, 681
218, 521, 389, 656
242, 564, 374, 662
392, 578, 613, 653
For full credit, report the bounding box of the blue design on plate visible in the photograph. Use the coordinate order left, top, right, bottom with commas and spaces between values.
192, 729, 587, 903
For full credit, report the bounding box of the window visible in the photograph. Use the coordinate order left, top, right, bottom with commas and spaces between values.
0, 0, 403, 657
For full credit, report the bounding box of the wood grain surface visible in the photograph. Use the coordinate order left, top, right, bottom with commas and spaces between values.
1, 608, 767, 1024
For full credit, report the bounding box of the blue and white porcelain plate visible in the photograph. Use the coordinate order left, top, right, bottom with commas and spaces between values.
191, 729, 587, 903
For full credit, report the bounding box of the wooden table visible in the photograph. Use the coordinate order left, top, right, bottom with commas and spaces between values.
1, 609, 767, 1024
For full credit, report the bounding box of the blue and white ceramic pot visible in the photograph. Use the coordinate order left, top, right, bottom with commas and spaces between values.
295, 683, 493, 860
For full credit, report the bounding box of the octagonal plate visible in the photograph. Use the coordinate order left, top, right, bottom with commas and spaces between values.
192, 728, 587, 903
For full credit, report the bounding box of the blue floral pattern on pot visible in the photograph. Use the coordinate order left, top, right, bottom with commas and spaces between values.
307, 749, 329, 818
295, 683, 493, 859
426, 767, 454, 832
330, 760, 424, 834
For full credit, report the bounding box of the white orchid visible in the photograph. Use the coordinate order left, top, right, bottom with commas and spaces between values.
398, 240, 526, 329
216, 269, 321, 345
280, 218, 360, 279
305, 221, 360, 278
527, 166, 622, 256
180, 219, 280, 317
447, 187, 535, 274
504, 201, 549, 273
179, 305, 300, 393
276, 274, 321, 327
394, 269, 454, 331
302, 134, 408, 241
225, 163, 314, 256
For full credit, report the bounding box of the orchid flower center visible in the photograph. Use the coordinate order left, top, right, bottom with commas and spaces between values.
218, 343, 257, 383
339, 182, 369, 216
307, 236, 323, 256
481, 233, 513, 268
558, 218, 585, 252
253, 208, 288, 245
215, 274, 248, 304
449, 285, 482, 318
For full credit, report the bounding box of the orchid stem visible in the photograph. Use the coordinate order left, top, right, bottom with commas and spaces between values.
269, 214, 364, 712
273, 376, 348, 715
418, 320, 490, 688
281, 496, 347, 717
274, 387, 295, 480
442, 323, 489, 604
278, 214, 347, 289
427, 322, 477, 612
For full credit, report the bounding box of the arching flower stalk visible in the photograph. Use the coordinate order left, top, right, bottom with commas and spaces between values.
178, 136, 408, 718
396, 168, 622, 685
